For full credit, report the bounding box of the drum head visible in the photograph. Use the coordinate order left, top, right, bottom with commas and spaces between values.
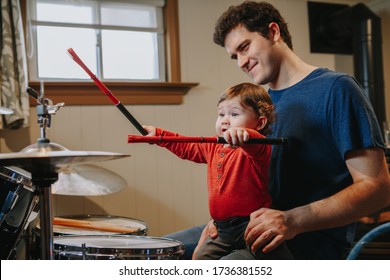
51, 215, 148, 236
54, 235, 184, 260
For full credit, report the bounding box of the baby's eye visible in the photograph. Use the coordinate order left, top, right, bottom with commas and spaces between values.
218, 113, 224, 117
231, 113, 239, 117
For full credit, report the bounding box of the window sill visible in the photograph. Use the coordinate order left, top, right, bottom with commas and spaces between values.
28, 81, 199, 106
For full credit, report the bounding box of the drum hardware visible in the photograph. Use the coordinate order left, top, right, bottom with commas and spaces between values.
29, 215, 148, 259
81, 242, 87, 260
0, 166, 38, 259
347, 221, 390, 259
53, 235, 185, 260
52, 217, 143, 234
51, 215, 147, 236
0, 82, 130, 259
0, 166, 34, 225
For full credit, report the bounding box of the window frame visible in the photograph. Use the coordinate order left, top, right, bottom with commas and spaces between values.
20, 0, 198, 105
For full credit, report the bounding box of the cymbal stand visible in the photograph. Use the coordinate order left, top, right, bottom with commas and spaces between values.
29, 82, 64, 259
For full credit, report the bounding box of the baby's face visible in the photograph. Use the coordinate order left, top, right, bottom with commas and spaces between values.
216, 96, 260, 135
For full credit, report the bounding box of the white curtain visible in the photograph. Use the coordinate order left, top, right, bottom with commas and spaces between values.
0, 0, 29, 129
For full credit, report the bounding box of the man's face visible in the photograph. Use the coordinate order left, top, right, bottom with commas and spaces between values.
224, 25, 278, 86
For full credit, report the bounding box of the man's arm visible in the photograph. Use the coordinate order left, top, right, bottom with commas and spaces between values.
244, 147, 390, 253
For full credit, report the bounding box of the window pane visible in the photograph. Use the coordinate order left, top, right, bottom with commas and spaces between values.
37, 26, 97, 79
29, 0, 165, 82
37, 0, 95, 24
101, 30, 158, 80
101, 3, 157, 28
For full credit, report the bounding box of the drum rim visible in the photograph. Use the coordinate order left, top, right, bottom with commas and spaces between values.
39, 214, 148, 235
0, 166, 33, 190
53, 235, 185, 259
56, 214, 147, 227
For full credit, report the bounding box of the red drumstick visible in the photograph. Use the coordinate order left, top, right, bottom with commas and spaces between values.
67, 48, 147, 135
128, 135, 288, 145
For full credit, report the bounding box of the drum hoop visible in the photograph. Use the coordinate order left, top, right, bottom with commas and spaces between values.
0, 166, 33, 190
49, 214, 148, 235
57, 214, 147, 226
54, 235, 184, 259
56, 251, 184, 260
43, 214, 148, 236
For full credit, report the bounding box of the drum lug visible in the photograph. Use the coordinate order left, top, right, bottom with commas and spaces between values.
82, 243, 87, 260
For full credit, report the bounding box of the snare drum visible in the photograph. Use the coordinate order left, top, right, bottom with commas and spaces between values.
51, 215, 148, 236
0, 166, 38, 259
30, 215, 148, 259
54, 235, 185, 260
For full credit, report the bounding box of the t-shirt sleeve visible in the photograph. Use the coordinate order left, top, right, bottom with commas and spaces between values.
326, 75, 385, 159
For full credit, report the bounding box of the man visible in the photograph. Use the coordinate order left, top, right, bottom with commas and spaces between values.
166, 1, 390, 259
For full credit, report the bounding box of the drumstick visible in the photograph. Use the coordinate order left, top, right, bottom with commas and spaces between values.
53, 217, 140, 233
128, 135, 288, 145
67, 48, 147, 136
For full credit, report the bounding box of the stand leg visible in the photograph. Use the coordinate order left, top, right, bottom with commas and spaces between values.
32, 173, 58, 260
38, 186, 54, 260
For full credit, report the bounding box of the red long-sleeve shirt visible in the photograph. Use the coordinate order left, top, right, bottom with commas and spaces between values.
155, 128, 272, 221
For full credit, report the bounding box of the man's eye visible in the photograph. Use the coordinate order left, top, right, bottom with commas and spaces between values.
237, 42, 249, 55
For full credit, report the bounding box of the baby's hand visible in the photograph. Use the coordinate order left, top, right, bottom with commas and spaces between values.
223, 127, 249, 147
142, 125, 157, 136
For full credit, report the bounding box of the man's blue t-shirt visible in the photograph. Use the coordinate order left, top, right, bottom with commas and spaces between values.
268, 68, 385, 259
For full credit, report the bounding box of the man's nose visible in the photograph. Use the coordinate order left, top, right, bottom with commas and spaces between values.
238, 54, 249, 70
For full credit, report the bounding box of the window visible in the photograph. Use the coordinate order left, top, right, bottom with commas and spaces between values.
21, 0, 197, 105
27, 0, 166, 82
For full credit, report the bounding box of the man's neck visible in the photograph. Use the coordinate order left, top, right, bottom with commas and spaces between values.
269, 50, 317, 90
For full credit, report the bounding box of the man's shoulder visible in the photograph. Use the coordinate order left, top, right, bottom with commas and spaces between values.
308, 68, 356, 88
310, 68, 349, 79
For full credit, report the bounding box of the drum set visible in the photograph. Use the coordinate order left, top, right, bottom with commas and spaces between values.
0, 86, 184, 260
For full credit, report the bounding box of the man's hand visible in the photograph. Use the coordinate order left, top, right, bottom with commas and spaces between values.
244, 208, 297, 253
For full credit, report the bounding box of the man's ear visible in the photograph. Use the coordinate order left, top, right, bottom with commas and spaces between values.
268, 22, 281, 42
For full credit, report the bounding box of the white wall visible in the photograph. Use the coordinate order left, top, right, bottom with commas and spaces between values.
0, 0, 389, 237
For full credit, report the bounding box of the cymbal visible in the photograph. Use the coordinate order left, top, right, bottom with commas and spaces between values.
0, 142, 130, 174
0, 107, 13, 114
52, 164, 127, 196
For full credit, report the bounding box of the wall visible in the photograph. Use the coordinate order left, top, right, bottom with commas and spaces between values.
0, 0, 389, 237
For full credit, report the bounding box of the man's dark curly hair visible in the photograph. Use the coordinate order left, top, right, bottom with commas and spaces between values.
213, 1, 293, 50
